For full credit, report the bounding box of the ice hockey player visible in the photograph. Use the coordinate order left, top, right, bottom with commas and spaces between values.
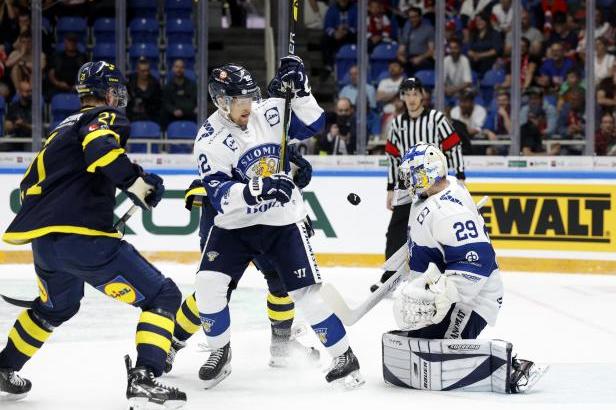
190, 58, 363, 389
0, 61, 186, 408
165, 150, 320, 373
382, 143, 547, 393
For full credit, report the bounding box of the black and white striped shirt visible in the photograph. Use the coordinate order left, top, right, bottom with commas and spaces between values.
386, 108, 465, 190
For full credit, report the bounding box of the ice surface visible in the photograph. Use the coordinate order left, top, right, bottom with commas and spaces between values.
1, 263, 615, 410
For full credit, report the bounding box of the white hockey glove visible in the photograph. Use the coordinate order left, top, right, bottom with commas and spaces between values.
393, 263, 460, 330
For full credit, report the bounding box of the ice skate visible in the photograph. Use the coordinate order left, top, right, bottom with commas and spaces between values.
164, 337, 187, 374
0, 368, 31, 401
325, 347, 364, 389
199, 342, 231, 389
125, 355, 186, 410
510, 357, 549, 393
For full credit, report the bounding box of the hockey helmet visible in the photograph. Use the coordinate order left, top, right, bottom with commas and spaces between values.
208, 64, 261, 113
75, 61, 128, 108
398, 143, 448, 197
399, 77, 423, 97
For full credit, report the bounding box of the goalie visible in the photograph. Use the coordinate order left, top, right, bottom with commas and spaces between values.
382, 143, 547, 394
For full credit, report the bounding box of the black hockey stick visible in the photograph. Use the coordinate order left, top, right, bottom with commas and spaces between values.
277, 0, 300, 173
0, 205, 139, 308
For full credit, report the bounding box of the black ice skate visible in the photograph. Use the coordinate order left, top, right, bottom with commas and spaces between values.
164, 337, 187, 374
199, 342, 231, 389
269, 335, 321, 368
509, 357, 549, 393
0, 368, 31, 401
125, 355, 186, 410
325, 347, 365, 389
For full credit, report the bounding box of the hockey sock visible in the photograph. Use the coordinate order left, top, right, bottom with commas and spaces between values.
267, 292, 294, 338
174, 293, 201, 341
135, 309, 175, 377
196, 270, 233, 349
0, 309, 52, 371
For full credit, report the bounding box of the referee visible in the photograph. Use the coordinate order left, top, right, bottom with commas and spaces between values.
371, 77, 466, 292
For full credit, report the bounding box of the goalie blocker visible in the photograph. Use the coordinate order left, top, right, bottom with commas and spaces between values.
382, 333, 547, 393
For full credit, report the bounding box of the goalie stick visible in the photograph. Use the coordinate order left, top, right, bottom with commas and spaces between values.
0, 205, 138, 308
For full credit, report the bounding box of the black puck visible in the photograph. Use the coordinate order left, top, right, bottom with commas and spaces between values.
347, 193, 361, 205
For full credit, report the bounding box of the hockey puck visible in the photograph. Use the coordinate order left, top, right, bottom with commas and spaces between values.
347, 193, 361, 205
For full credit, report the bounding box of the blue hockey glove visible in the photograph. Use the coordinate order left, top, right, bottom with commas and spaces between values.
243, 173, 295, 205
267, 55, 310, 98
126, 173, 165, 210
288, 148, 312, 189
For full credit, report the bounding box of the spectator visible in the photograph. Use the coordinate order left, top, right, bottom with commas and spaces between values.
484, 90, 512, 154
537, 42, 574, 91
11, 9, 53, 55
376, 60, 405, 114
520, 87, 558, 135
596, 112, 616, 155
397, 7, 434, 74
4, 32, 46, 90
467, 11, 503, 77
322, 0, 357, 79
4, 80, 32, 151
127, 58, 161, 123
557, 68, 584, 110
48, 33, 87, 95
537, 0, 568, 35
545, 12, 578, 53
556, 88, 585, 140
595, 38, 615, 85
0, 1, 18, 51
594, 9, 615, 47
460, 0, 493, 27
318, 97, 356, 155
161, 59, 197, 128
520, 106, 546, 156
491, 0, 512, 33
502, 37, 539, 92
444, 38, 472, 98
304, 0, 329, 29
339, 65, 377, 110
367, 0, 392, 53
597, 62, 616, 115
450, 89, 486, 139
505, 9, 544, 53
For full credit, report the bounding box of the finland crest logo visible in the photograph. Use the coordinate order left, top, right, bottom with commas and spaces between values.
207, 251, 219, 262
314, 328, 328, 344
202, 318, 215, 333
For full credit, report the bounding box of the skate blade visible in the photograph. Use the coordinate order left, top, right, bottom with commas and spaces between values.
518, 364, 550, 393
128, 397, 186, 410
331, 370, 365, 390
0, 392, 28, 401
202, 365, 232, 390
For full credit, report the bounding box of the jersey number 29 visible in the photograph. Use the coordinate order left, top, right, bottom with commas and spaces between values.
453, 220, 478, 241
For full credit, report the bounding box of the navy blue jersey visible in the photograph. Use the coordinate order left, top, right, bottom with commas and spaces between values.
3, 106, 140, 245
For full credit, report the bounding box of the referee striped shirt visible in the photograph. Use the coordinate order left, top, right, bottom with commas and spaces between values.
386, 108, 465, 190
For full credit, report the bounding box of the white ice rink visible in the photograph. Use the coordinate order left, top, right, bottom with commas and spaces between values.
1, 263, 616, 410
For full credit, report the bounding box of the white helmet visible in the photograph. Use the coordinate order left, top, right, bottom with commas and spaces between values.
398, 143, 448, 197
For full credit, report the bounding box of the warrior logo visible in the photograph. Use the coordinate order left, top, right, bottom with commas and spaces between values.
314, 328, 328, 345
207, 251, 219, 262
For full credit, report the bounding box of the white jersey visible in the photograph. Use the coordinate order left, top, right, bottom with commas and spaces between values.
194, 95, 325, 229
407, 176, 504, 325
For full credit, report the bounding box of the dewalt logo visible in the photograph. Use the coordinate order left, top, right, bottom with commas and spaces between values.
469, 183, 616, 252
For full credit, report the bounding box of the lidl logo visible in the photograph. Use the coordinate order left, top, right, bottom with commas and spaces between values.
97, 275, 144, 305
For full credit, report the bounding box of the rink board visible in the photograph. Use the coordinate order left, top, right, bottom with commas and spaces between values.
1, 160, 616, 273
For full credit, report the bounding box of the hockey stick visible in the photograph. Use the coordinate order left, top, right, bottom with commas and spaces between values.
0, 205, 139, 308
276, 0, 300, 173
320, 195, 490, 325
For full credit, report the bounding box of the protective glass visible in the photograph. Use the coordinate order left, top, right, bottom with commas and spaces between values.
108, 84, 128, 108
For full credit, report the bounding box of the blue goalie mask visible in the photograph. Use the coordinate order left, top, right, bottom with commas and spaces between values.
398, 144, 448, 197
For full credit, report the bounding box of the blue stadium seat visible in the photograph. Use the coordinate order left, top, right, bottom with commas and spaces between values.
129, 0, 158, 18
166, 43, 195, 70
130, 121, 161, 153
92, 43, 116, 63
0, 96, 5, 136
369, 42, 397, 83
414, 70, 436, 88
165, 0, 193, 19
130, 18, 159, 44
50, 93, 80, 124
166, 120, 197, 153
480, 69, 505, 105
166, 18, 195, 44
56, 16, 87, 41
335, 44, 357, 84
55, 41, 87, 54
93, 18, 116, 43
166, 68, 196, 83
129, 42, 160, 69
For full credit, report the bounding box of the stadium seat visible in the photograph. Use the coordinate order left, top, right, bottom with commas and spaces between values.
414, 70, 436, 88
375, 70, 390, 84
92, 43, 116, 64
166, 43, 195, 70
129, 18, 159, 44
129, 42, 160, 69
93, 18, 116, 43
55, 41, 87, 54
480, 69, 505, 105
130, 121, 161, 153
165, 0, 193, 19
370, 42, 397, 83
56, 16, 87, 41
166, 120, 197, 153
129, 0, 158, 18
335, 44, 357, 85
166, 68, 196, 83
50, 93, 80, 125
166, 18, 195, 44
0, 96, 5, 136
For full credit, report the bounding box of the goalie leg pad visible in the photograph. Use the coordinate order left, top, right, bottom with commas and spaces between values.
382, 332, 513, 393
